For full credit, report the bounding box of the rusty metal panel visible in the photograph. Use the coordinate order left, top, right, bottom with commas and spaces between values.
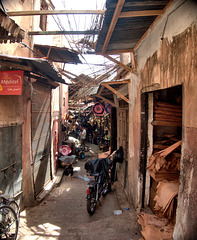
0, 125, 22, 197
31, 81, 51, 196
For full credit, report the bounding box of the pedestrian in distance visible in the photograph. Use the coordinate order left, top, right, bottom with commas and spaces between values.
80, 125, 86, 149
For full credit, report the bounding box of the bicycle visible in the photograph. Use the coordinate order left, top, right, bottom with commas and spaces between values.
0, 192, 20, 220
0, 191, 19, 240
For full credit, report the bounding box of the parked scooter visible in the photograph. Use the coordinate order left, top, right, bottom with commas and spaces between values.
84, 147, 124, 215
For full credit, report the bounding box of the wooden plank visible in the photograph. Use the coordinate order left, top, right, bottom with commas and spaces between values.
103, 54, 133, 72
95, 94, 115, 106
119, 10, 163, 18
155, 101, 182, 109
95, 65, 119, 82
98, 85, 104, 96
154, 106, 182, 113
28, 30, 99, 35
151, 120, 182, 127
154, 113, 182, 120
101, 0, 125, 54
58, 68, 78, 78
102, 82, 129, 103
154, 109, 182, 117
7, 10, 106, 16
105, 79, 130, 85
96, 48, 133, 55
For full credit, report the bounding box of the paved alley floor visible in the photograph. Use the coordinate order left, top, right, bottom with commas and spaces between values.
18, 143, 141, 240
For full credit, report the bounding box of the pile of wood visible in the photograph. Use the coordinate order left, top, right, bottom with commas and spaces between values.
152, 101, 182, 127
153, 133, 181, 151
147, 141, 181, 182
137, 212, 174, 240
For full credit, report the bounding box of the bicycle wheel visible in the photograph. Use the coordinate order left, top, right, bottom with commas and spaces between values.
0, 205, 18, 240
9, 201, 20, 219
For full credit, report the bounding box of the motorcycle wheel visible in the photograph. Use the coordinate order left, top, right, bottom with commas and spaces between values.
87, 193, 96, 215
102, 177, 111, 196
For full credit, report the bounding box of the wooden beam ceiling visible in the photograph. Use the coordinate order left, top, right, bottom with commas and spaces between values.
101, 0, 125, 54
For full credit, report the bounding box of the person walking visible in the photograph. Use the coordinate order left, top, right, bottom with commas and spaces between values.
80, 125, 86, 149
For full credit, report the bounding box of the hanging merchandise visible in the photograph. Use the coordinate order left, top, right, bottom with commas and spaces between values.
59, 145, 72, 156
105, 103, 112, 114
92, 102, 105, 116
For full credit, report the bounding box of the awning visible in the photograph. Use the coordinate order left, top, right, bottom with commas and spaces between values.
96, 79, 130, 106
0, 54, 65, 84
96, 0, 171, 54
0, 9, 25, 44
33, 44, 82, 64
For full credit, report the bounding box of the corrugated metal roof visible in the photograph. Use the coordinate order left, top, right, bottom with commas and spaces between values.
96, 0, 170, 53
0, 9, 25, 44
33, 44, 82, 64
0, 54, 65, 84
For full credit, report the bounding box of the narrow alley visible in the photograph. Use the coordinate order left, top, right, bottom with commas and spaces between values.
17, 143, 141, 240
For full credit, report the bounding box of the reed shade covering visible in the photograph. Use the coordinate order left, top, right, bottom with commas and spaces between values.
92, 102, 105, 116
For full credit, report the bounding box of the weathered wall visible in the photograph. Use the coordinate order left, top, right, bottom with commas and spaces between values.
134, 0, 197, 238
0, 77, 35, 207
0, 0, 33, 57
0, 0, 39, 207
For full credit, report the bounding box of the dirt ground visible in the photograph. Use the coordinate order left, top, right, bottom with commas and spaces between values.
18, 143, 141, 240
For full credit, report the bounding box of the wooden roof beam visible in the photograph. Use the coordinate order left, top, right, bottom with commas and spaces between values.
28, 30, 99, 36
101, 0, 125, 54
98, 48, 133, 55
104, 79, 130, 85
102, 82, 129, 103
7, 10, 106, 16
119, 10, 163, 18
95, 94, 115, 107
103, 55, 133, 72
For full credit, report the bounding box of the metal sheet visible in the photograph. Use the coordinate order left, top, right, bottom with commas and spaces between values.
31, 81, 51, 196
0, 125, 22, 197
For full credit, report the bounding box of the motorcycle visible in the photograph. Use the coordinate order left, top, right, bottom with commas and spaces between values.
84, 147, 124, 215
84, 157, 112, 215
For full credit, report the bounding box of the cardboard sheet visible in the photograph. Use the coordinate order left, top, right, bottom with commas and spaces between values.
137, 212, 174, 240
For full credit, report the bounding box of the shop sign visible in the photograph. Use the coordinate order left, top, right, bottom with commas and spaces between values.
0, 70, 24, 95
